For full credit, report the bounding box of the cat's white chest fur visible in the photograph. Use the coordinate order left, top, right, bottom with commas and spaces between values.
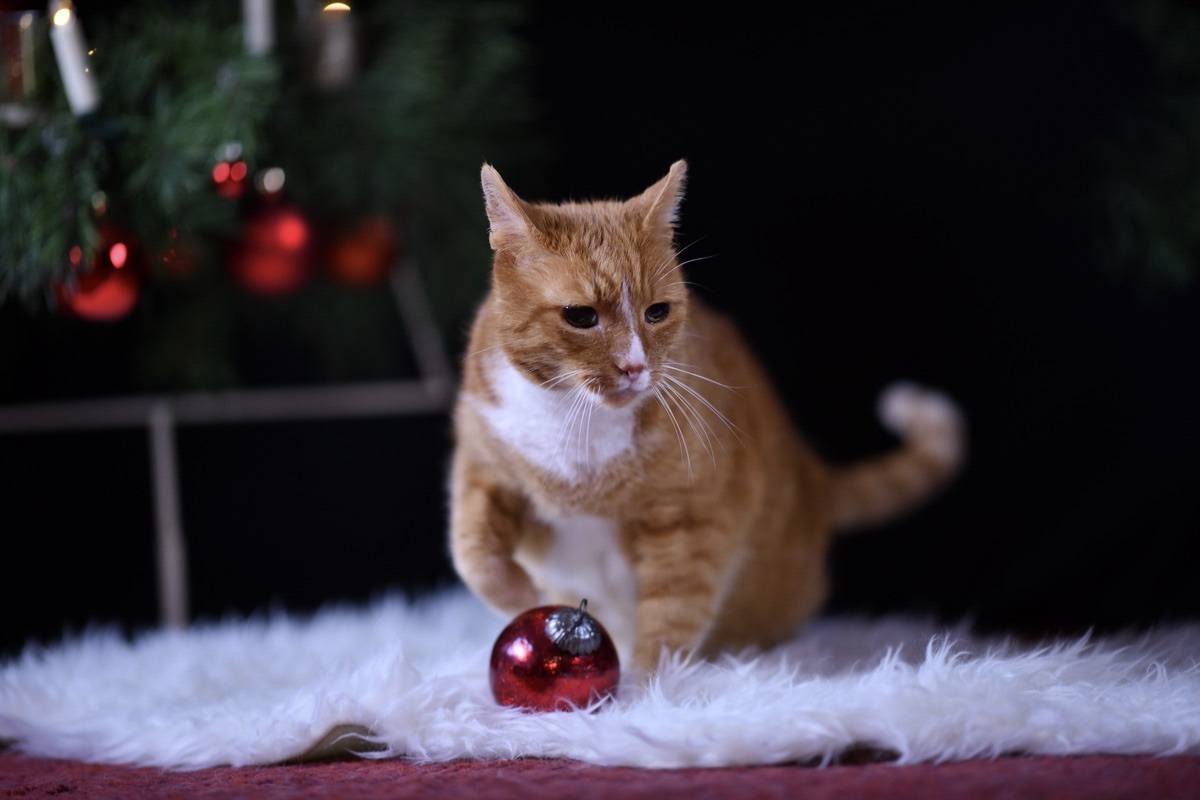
516, 512, 638, 662
475, 354, 637, 482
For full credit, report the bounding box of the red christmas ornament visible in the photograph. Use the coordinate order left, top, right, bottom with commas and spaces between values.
228, 201, 314, 296
212, 158, 250, 199
489, 600, 620, 712
324, 213, 400, 288
54, 223, 143, 322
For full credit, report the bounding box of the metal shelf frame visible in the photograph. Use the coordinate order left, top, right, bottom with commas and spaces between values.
0, 263, 456, 628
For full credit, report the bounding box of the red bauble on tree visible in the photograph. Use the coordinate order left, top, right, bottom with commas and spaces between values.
228, 200, 314, 296
489, 600, 620, 712
54, 223, 144, 322
212, 157, 249, 199
324, 213, 401, 288
211, 141, 250, 200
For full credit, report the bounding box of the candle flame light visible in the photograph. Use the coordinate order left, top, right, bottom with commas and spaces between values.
314, 1, 356, 91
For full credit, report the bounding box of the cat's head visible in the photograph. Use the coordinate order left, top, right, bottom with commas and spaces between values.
480, 161, 691, 410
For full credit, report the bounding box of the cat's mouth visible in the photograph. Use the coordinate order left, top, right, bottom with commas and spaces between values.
598, 380, 652, 409
588, 368, 653, 408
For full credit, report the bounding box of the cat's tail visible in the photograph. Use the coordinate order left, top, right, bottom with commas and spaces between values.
827, 381, 966, 532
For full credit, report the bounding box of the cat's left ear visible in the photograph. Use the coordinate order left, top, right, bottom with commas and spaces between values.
634, 160, 688, 233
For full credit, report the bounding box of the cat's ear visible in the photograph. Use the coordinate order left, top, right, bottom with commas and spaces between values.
481, 163, 532, 252
634, 159, 688, 233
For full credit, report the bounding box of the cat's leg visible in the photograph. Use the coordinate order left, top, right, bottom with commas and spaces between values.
626, 514, 731, 672
449, 461, 541, 616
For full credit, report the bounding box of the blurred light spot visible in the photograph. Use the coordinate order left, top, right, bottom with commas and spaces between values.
108, 242, 127, 269
257, 166, 285, 195
277, 215, 308, 250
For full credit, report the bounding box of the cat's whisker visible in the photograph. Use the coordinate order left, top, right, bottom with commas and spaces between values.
661, 372, 744, 449
538, 370, 589, 460
652, 385, 694, 480
538, 368, 587, 392
664, 380, 721, 461
465, 343, 506, 358
466, 334, 541, 360
653, 243, 711, 285
649, 258, 680, 290
671, 237, 704, 262
555, 383, 594, 467
675, 252, 715, 272
549, 386, 573, 450
648, 239, 706, 287
583, 380, 603, 474
565, 380, 594, 474
662, 362, 749, 394
656, 378, 718, 467
580, 380, 604, 471
648, 263, 709, 292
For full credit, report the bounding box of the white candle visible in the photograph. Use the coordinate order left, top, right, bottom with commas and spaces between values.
47, 0, 100, 116
242, 0, 273, 56
314, 3, 355, 90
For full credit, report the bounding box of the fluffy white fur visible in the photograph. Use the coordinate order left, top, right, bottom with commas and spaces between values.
476, 352, 638, 481
2, 586, 1199, 770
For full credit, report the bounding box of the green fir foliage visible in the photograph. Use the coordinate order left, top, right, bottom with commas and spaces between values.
0, 0, 541, 395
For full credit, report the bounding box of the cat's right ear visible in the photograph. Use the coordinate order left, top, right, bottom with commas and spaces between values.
481, 163, 531, 252
635, 159, 688, 234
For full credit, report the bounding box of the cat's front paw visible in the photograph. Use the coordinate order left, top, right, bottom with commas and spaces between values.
464, 558, 541, 617
631, 639, 682, 674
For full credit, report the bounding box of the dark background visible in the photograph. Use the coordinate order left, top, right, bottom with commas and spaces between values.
3, 0, 1198, 657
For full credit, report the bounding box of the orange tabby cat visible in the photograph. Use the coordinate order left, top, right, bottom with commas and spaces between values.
449, 160, 966, 673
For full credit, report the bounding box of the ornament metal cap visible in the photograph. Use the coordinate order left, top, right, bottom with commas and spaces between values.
544, 599, 602, 656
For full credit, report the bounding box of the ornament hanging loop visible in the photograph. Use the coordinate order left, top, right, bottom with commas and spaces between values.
545, 599, 602, 656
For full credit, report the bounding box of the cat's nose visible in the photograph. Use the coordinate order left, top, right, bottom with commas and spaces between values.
614, 357, 645, 378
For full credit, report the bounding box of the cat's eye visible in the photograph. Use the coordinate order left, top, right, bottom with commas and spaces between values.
562, 305, 599, 329
645, 302, 670, 323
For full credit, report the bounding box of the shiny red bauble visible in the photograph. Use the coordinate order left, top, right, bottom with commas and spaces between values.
489, 601, 620, 712
228, 201, 314, 296
212, 158, 249, 199
54, 224, 144, 322
324, 213, 400, 288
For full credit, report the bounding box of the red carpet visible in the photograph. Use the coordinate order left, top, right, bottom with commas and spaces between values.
3, 752, 1199, 799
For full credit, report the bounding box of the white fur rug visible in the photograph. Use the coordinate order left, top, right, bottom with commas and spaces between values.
2, 585, 1199, 770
